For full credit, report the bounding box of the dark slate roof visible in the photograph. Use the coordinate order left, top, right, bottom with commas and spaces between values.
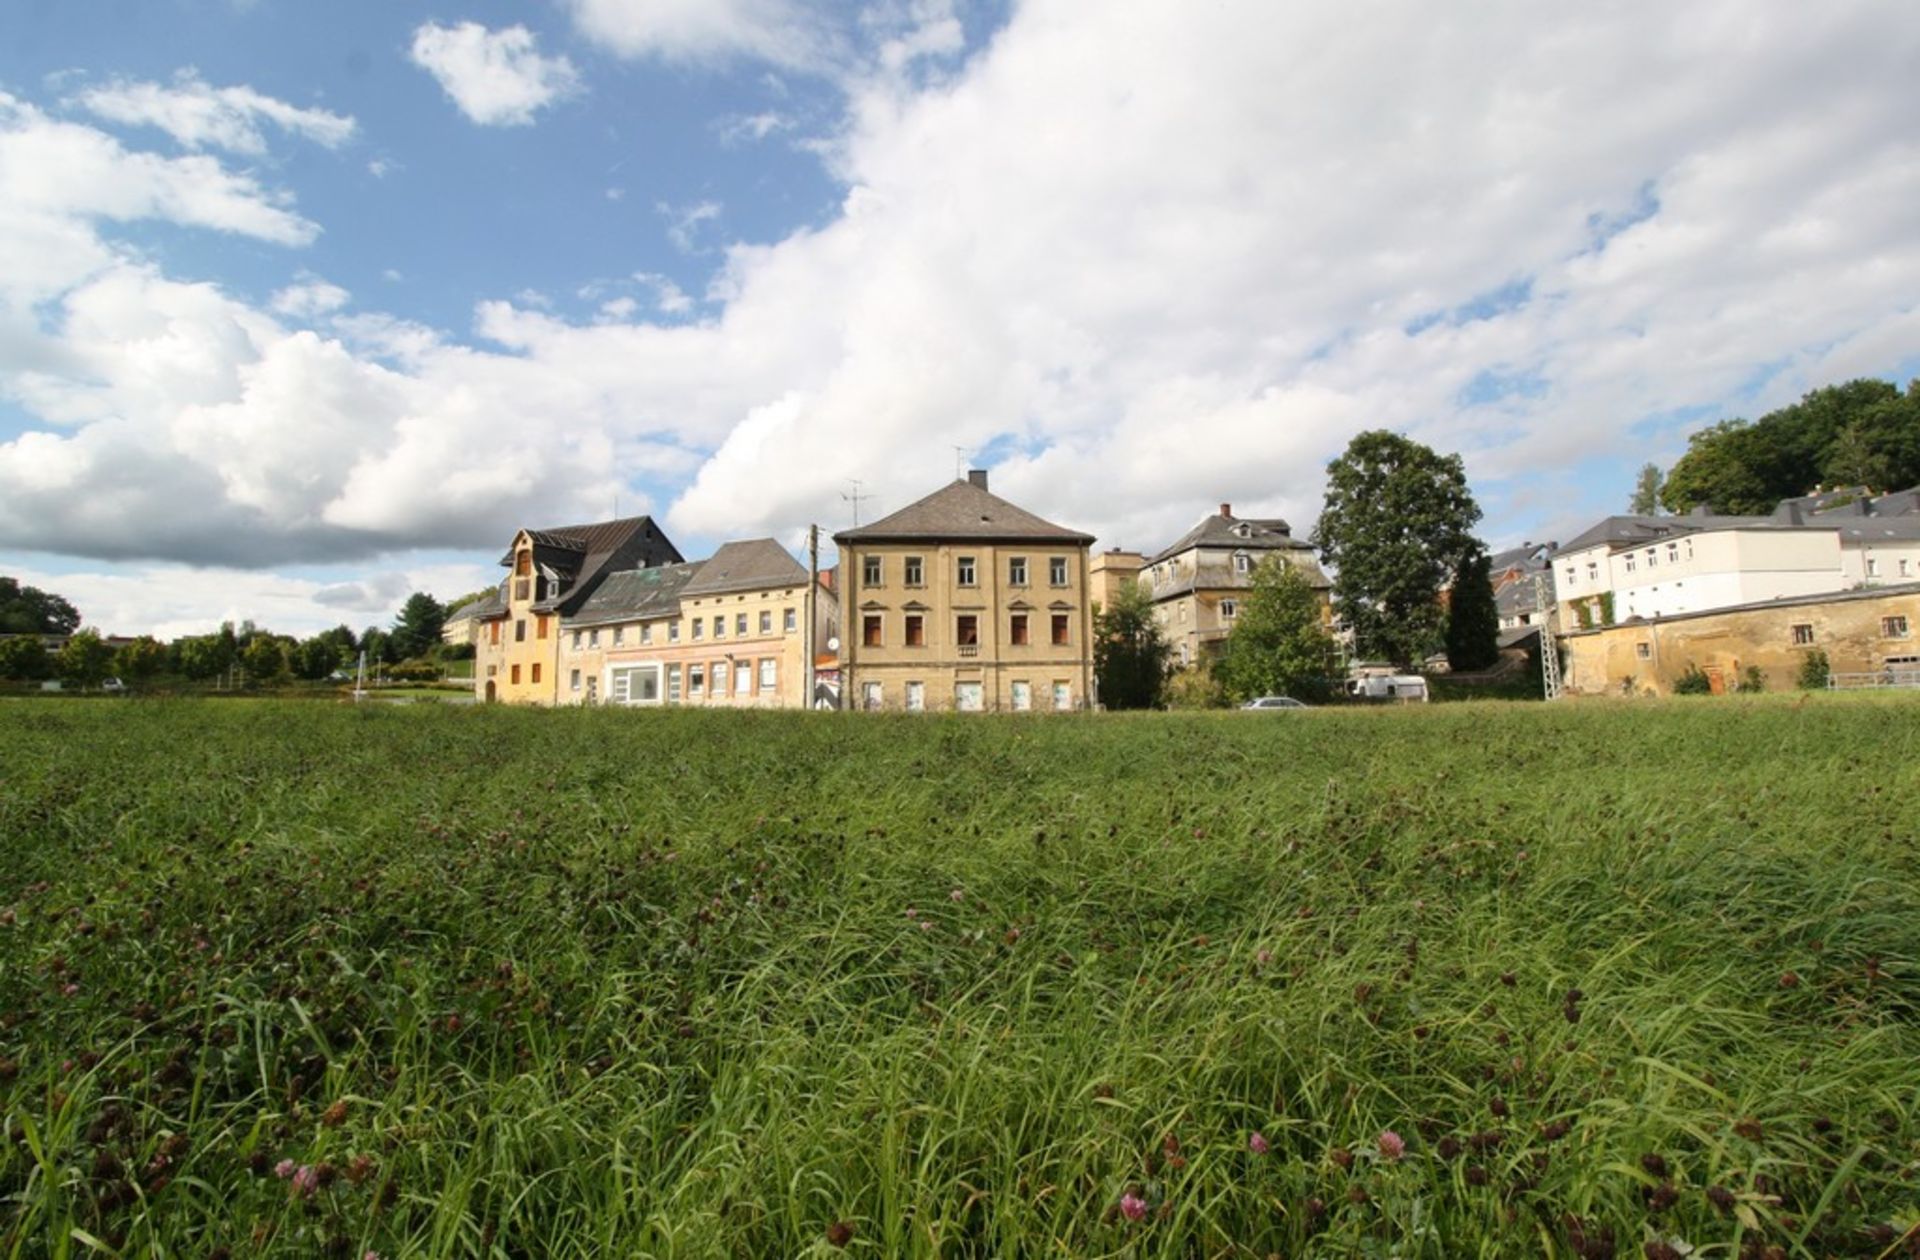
568, 561, 706, 626
1495, 579, 1551, 617
834, 479, 1093, 545
490, 515, 683, 615
1488, 542, 1554, 576
681, 538, 808, 598
1150, 558, 1330, 600
1148, 512, 1313, 565
1555, 511, 1779, 556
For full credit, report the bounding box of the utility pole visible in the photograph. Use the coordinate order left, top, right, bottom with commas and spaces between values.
805, 523, 819, 711
1534, 572, 1562, 700
841, 479, 868, 527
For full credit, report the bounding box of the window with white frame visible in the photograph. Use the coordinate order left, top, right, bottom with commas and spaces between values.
1009, 556, 1029, 586
1565, 567, 1577, 585
735, 613, 748, 637
1867, 558, 1880, 577
1666, 543, 1679, 565
759, 610, 772, 634
957, 556, 977, 586
668, 621, 681, 643
759, 657, 776, 691
735, 660, 751, 694
905, 680, 924, 711
862, 555, 883, 586
904, 556, 924, 586
1049, 556, 1069, 586
571, 630, 582, 649
610, 664, 660, 704
1221, 599, 1239, 620
1624, 553, 1636, 573
784, 607, 797, 633
570, 669, 582, 691
589, 628, 600, 648
613, 626, 624, 646
641, 623, 653, 645
1884, 615, 1910, 639
714, 615, 726, 639
1052, 681, 1071, 710
691, 619, 703, 640
1010, 680, 1031, 711
1645, 548, 1657, 567
1233, 552, 1251, 575
1587, 561, 1599, 582
1901, 559, 1912, 577
667, 664, 681, 702
1791, 623, 1815, 646
689, 664, 705, 696
862, 680, 883, 710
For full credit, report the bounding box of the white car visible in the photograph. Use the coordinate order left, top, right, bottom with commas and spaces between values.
1241, 696, 1307, 710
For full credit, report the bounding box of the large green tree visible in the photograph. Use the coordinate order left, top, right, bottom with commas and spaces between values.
0, 577, 81, 635
114, 636, 167, 684
57, 630, 115, 689
1311, 430, 1483, 669
1661, 378, 1920, 514
1443, 545, 1501, 672
1093, 579, 1171, 709
0, 635, 51, 680
1217, 558, 1339, 702
243, 635, 290, 684
390, 592, 448, 660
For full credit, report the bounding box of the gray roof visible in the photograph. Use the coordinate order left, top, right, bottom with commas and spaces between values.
1148, 512, 1313, 565
568, 561, 705, 626
834, 478, 1093, 545
681, 538, 808, 598
445, 593, 500, 625
1495, 580, 1550, 617
491, 515, 683, 615
1489, 542, 1554, 576
1558, 484, 1920, 559
1557, 511, 1789, 557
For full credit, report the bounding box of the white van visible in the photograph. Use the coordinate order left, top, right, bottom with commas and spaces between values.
1346, 674, 1429, 703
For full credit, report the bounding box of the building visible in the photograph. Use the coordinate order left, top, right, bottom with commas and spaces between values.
1088, 549, 1145, 614
1549, 486, 1920, 632
1490, 541, 1555, 633
556, 539, 836, 708
1561, 582, 1920, 696
1140, 503, 1330, 667
472, 515, 684, 703
834, 470, 1095, 712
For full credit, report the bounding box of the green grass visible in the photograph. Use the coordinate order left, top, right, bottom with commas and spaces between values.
2, 697, 1918, 1258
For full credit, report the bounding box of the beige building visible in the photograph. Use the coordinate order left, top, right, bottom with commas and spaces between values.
1142, 504, 1331, 666
834, 470, 1095, 712
1089, 549, 1145, 614
1562, 582, 1920, 696
559, 539, 836, 708
473, 516, 684, 704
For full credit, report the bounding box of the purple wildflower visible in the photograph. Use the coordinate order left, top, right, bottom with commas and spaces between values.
1249, 1131, 1270, 1155
273, 1158, 296, 1179
1377, 1130, 1406, 1162
290, 1164, 320, 1199
1119, 1192, 1148, 1221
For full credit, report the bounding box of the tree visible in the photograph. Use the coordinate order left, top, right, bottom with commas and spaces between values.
1311, 430, 1483, 669
1796, 648, 1831, 691
1443, 545, 1500, 672
242, 635, 290, 684
175, 634, 232, 682
57, 629, 115, 689
0, 577, 81, 635
1216, 558, 1339, 702
359, 626, 395, 665
1093, 579, 1171, 709
0, 636, 51, 680
1629, 463, 1663, 515
294, 635, 344, 681
389, 592, 447, 661
114, 636, 166, 684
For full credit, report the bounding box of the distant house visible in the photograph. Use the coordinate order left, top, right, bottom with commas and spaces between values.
1140, 503, 1330, 667
1490, 541, 1555, 634
834, 470, 1096, 712
1088, 549, 1145, 614
472, 516, 685, 704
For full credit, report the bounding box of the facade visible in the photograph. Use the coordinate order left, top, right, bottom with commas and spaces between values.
473, 516, 684, 703
1141, 503, 1330, 667
1088, 549, 1145, 613
834, 470, 1095, 712
1490, 541, 1555, 632
1562, 583, 1920, 696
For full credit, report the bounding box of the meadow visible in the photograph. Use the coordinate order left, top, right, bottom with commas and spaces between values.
1, 697, 1917, 1258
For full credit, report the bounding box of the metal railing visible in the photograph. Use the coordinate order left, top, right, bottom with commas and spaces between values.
1828, 669, 1920, 690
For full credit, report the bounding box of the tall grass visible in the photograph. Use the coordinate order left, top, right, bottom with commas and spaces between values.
2, 697, 1917, 1257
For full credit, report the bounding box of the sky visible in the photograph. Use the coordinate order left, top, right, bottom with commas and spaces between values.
2, 0, 1917, 639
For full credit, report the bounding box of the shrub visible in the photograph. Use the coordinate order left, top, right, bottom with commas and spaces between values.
1671, 663, 1713, 695
1741, 664, 1766, 693
1164, 664, 1228, 709
1796, 648, 1831, 690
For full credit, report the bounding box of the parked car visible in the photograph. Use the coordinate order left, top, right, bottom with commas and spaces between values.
1241, 696, 1307, 710
100, 677, 125, 693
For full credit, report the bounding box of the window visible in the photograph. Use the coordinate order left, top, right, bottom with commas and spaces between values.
1645, 548, 1657, 568
863, 555, 883, 586
1010, 613, 1029, 645
905, 680, 924, 711
1049, 556, 1068, 587
736, 613, 748, 637
714, 615, 727, 639
613, 627, 624, 646
1623, 553, 1636, 573
957, 556, 977, 586
1009, 556, 1028, 586
905, 614, 925, 647
641, 624, 653, 645
1884, 616, 1910, 639
1792, 624, 1815, 646
571, 630, 583, 649
689, 665, 705, 697
571, 669, 582, 691
589, 628, 600, 648
1221, 599, 1238, 620
1684, 539, 1694, 560
692, 618, 704, 641
510, 664, 521, 684
1233, 552, 1251, 575
1051, 613, 1070, 645
531, 663, 542, 684
668, 621, 681, 643
1666, 543, 1679, 565
863, 614, 883, 647
515, 620, 527, 642
759, 610, 772, 635
1867, 558, 1880, 577
1635, 643, 1651, 660
759, 658, 776, 691
735, 661, 751, 695
489, 621, 500, 645
955, 681, 983, 712
1901, 559, 1912, 578
1587, 561, 1599, 582
1052, 681, 1071, 710
1011, 680, 1031, 711
667, 664, 681, 702
784, 607, 797, 633
611, 664, 660, 704
1564, 567, 1577, 585
957, 614, 980, 646
711, 663, 727, 697
862, 681, 883, 710
904, 556, 923, 586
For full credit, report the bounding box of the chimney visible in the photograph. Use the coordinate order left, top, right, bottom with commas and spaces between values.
1220, 502, 1233, 519
967, 468, 989, 490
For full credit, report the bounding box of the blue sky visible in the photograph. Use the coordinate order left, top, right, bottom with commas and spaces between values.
1, 1, 1916, 636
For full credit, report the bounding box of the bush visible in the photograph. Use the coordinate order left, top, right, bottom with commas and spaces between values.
1671, 663, 1713, 695
1797, 648, 1831, 691
1164, 664, 1228, 709
386, 659, 443, 683
1740, 664, 1766, 693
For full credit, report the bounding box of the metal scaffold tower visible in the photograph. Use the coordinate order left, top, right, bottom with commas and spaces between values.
1534, 572, 1562, 700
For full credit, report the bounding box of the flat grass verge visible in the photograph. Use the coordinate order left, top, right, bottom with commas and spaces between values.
2, 697, 1917, 1257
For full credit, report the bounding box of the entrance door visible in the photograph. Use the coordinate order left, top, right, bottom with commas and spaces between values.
484, 680, 497, 702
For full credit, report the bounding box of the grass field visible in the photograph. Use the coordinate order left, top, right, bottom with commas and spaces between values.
2, 698, 1917, 1258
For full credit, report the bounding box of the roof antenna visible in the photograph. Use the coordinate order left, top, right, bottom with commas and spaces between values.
953, 445, 967, 480
841, 478, 868, 527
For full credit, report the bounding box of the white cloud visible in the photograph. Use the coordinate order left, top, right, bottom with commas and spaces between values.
409, 21, 581, 126
74, 70, 355, 155
367, 157, 395, 178
716, 110, 792, 145
656, 198, 722, 252
270, 277, 349, 319
565, 0, 831, 70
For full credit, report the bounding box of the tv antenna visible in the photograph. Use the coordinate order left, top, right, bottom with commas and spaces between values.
841, 478, 870, 526
953, 445, 967, 480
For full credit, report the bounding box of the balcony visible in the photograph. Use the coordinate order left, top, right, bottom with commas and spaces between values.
957, 643, 979, 658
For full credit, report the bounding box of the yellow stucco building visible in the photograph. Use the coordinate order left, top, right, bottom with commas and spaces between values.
1142, 504, 1331, 667
834, 471, 1095, 712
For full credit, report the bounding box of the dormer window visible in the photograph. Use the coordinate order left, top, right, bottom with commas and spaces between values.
1233, 551, 1251, 575
1233, 522, 1252, 538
